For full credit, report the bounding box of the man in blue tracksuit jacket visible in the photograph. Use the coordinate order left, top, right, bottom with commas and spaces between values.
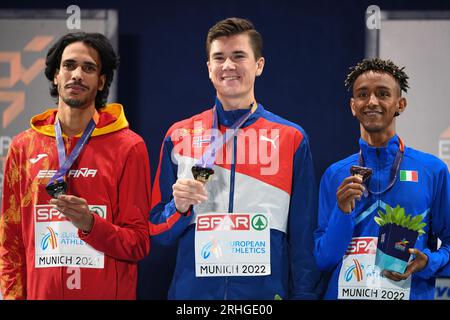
149, 17, 322, 300
314, 58, 450, 300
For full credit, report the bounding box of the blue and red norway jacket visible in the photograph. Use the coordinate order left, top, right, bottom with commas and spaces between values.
314, 135, 450, 300
149, 99, 322, 300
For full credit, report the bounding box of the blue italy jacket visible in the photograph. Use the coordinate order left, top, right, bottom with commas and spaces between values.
314, 135, 450, 300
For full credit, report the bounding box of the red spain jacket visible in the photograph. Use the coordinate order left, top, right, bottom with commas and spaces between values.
0, 104, 151, 299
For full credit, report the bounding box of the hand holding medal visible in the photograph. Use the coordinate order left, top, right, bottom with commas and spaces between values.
172, 179, 208, 215
49, 194, 94, 233
336, 168, 368, 214
176, 98, 256, 214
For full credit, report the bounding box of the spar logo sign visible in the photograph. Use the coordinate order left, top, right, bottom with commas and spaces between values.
197, 214, 250, 231
89, 205, 106, 219
35, 204, 107, 222
35, 205, 68, 222
346, 237, 377, 255
196, 214, 268, 232
251, 214, 268, 231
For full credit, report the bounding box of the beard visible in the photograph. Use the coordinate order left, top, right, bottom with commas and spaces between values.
58, 81, 96, 109
62, 96, 89, 109
60, 87, 98, 109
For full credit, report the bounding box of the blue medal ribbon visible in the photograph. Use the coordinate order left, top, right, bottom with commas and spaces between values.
195, 97, 258, 170
358, 137, 404, 196
46, 118, 96, 196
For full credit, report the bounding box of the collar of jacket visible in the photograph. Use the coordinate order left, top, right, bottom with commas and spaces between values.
359, 134, 401, 169
30, 103, 129, 138
215, 97, 263, 128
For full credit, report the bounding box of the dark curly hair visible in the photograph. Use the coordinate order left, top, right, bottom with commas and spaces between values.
345, 58, 409, 94
45, 32, 119, 109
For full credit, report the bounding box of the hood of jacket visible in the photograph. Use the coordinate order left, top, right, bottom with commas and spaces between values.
30, 103, 129, 137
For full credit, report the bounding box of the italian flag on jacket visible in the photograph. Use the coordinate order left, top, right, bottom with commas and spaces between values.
400, 170, 418, 182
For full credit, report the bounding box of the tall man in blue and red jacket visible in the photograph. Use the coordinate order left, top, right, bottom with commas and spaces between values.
314, 58, 450, 300
149, 17, 322, 299
0, 32, 151, 299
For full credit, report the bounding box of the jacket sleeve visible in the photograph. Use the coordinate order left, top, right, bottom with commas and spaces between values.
313, 167, 356, 272
0, 142, 27, 299
288, 135, 323, 299
148, 136, 193, 245
79, 141, 151, 262
416, 163, 450, 279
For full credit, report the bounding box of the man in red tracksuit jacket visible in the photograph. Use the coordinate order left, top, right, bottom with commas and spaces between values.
0, 32, 151, 299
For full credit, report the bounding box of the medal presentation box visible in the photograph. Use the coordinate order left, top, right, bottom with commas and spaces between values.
375, 224, 418, 274
374, 205, 425, 274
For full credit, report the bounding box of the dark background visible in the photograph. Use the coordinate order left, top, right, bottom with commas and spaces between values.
2, 0, 449, 299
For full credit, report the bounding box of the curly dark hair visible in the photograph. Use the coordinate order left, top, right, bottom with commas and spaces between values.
45, 32, 119, 109
206, 17, 263, 60
345, 58, 409, 94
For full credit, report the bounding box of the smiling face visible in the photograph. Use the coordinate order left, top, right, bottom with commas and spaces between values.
351, 70, 407, 139
207, 33, 264, 109
54, 41, 105, 110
